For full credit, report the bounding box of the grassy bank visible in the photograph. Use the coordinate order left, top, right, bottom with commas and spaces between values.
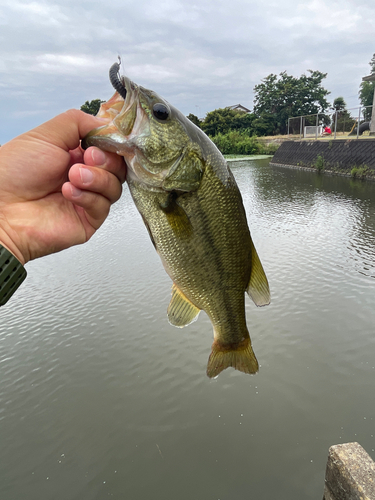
209, 130, 280, 156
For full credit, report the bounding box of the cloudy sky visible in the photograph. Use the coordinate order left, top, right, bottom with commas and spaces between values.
1, 0, 374, 143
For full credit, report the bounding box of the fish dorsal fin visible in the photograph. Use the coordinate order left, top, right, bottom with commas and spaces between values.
246, 240, 271, 307
167, 284, 201, 328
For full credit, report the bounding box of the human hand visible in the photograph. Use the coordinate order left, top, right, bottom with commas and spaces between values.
0, 109, 126, 264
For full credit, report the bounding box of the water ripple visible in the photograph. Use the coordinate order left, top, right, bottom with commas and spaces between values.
1, 161, 375, 500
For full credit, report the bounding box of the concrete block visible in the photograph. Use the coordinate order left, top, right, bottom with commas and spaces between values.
323, 442, 375, 500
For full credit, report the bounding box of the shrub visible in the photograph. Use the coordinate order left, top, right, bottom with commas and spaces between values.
209, 131, 264, 155
351, 166, 369, 179
315, 154, 325, 172
261, 142, 280, 155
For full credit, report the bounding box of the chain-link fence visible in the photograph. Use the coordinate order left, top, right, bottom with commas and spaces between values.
288, 105, 373, 140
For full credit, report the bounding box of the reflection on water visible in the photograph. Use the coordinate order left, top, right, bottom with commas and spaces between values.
1, 159, 375, 500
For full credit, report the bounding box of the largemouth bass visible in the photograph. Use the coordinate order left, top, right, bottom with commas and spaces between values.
83, 61, 270, 378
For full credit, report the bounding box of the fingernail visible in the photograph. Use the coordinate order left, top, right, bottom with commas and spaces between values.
79, 167, 94, 185
91, 148, 106, 165
70, 185, 83, 198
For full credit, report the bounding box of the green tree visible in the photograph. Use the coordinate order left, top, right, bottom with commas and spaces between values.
80, 99, 105, 115
201, 108, 239, 136
201, 108, 255, 136
252, 113, 275, 136
187, 113, 201, 128
332, 96, 346, 111
359, 54, 375, 120
253, 70, 330, 135
331, 97, 355, 133
230, 111, 256, 132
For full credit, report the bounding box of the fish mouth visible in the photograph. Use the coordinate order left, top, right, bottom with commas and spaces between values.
81, 61, 140, 152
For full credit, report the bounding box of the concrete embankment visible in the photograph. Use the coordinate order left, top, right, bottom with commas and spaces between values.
270, 139, 375, 178
323, 442, 375, 500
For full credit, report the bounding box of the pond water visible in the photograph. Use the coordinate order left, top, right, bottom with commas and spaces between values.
1, 159, 375, 500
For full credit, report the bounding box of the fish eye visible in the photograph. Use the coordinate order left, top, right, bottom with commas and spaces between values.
153, 103, 170, 121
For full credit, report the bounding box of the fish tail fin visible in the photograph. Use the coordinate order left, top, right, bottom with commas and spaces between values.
206, 336, 259, 378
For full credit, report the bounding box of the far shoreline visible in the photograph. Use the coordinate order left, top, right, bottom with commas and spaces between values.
224, 155, 273, 162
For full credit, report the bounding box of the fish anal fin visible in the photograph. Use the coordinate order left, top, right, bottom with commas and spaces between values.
246, 239, 271, 307
206, 337, 259, 378
167, 284, 200, 328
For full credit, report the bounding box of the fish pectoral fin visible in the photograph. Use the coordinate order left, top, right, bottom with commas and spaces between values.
167, 284, 200, 328
160, 192, 193, 239
206, 336, 259, 378
246, 240, 271, 307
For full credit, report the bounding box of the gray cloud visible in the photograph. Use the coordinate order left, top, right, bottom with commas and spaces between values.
1, 0, 374, 143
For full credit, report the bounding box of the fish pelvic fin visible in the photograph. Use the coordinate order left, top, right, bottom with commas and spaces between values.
167, 284, 200, 328
206, 336, 259, 378
246, 239, 271, 307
